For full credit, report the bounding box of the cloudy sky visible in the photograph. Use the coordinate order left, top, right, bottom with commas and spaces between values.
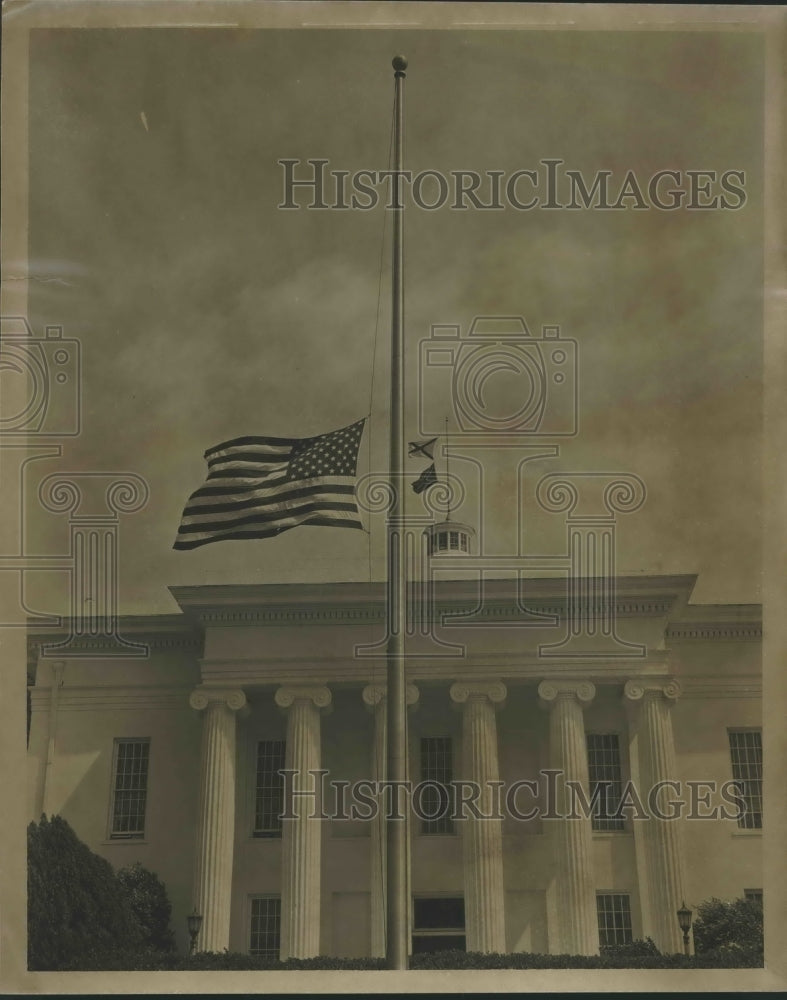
24, 24, 764, 614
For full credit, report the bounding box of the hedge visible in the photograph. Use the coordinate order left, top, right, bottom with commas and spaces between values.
29, 816, 764, 973
60, 947, 763, 972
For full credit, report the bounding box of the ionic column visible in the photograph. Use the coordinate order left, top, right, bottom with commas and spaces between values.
538, 680, 598, 956
362, 683, 419, 959
450, 680, 507, 954
624, 679, 686, 953
275, 685, 332, 959
189, 687, 247, 953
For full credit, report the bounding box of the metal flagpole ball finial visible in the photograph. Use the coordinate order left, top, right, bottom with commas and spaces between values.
393, 55, 408, 73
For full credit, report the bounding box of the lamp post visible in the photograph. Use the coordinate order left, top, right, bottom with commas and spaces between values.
677, 900, 693, 956
187, 908, 203, 955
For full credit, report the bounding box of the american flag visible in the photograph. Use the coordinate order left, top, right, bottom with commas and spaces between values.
173, 418, 366, 550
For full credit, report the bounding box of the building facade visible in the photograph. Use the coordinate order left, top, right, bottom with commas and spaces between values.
27, 574, 763, 958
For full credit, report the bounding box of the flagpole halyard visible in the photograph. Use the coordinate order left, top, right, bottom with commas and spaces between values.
385, 52, 409, 972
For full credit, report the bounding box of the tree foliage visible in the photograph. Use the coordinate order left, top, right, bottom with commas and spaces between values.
27, 815, 175, 970
692, 896, 764, 956
28, 815, 140, 969
116, 861, 176, 952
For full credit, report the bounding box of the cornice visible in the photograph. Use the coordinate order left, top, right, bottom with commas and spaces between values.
170, 575, 700, 625
27, 615, 202, 670
665, 622, 762, 641
170, 574, 700, 603
678, 674, 762, 699
189, 597, 680, 629
666, 604, 762, 641
198, 652, 674, 687
29, 685, 193, 712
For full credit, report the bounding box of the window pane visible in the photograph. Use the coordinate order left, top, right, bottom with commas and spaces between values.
586, 733, 624, 832
249, 897, 281, 958
596, 893, 633, 948
729, 730, 763, 829
110, 739, 149, 838
412, 934, 466, 954
420, 737, 454, 835
413, 896, 465, 930
412, 897, 466, 954
255, 740, 286, 837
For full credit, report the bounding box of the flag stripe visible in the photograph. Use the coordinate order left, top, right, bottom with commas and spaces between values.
207, 462, 290, 480
207, 451, 292, 470
174, 511, 362, 549
204, 436, 299, 458
177, 499, 358, 535
187, 477, 292, 501
174, 516, 362, 550
182, 480, 355, 517
181, 507, 361, 540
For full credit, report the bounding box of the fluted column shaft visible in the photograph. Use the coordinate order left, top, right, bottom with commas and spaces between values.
625, 679, 686, 953
190, 687, 247, 953
276, 685, 331, 959
363, 683, 419, 958
450, 681, 507, 954
538, 680, 598, 956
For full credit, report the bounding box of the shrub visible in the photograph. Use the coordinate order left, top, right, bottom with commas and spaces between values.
28, 815, 177, 971
117, 862, 176, 953
28, 815, 141, 970
600, 937, 660, 958
408, 946, 761, 970
692, 896, 763, 956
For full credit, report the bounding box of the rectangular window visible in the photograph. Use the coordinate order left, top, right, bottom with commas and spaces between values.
249, 897, 281, 959
420, 736, 454, 835
254, 740, 286, 838
110, 738, 150, 839
412, 896, 465, 953
586, 733, 625, 832
744, 889, 763, 906
729, 730, 762, 829
596, 893, 633, 948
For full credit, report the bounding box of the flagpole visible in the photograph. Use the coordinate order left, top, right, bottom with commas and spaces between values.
386, 53, 408, 971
